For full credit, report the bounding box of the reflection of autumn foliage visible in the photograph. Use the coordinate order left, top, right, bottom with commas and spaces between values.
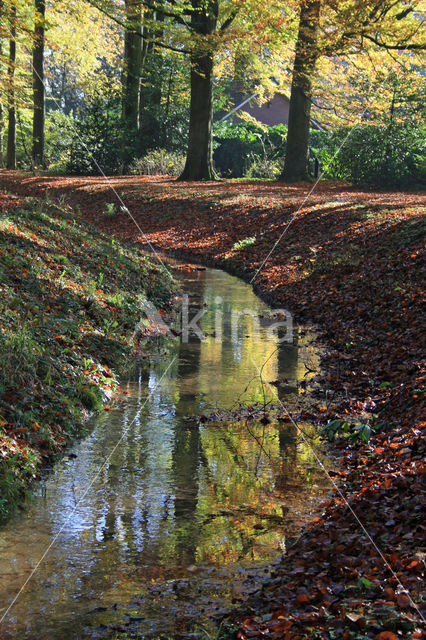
0, 172, 424, 636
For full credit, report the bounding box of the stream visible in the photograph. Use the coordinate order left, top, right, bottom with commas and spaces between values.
0, 260, 332, 639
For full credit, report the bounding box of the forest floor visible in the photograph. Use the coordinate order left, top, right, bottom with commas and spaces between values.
0, 172, 425, 639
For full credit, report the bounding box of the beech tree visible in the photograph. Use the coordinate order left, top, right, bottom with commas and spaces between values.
32, 0, 45, 168
89, 0, 279, 180
180, 0, 219, 180
281, 0, 426, 182
87, 0, 188, 164
281, 0, 320, 182
92, 0, 222, 179
121, 0, 143, 168
1, 0, 35, 168
6, 0, 16, 170
121, 3, 174, 165
180, 0, 290, 180
0, 1, 4, 166
122, 0, 142, 131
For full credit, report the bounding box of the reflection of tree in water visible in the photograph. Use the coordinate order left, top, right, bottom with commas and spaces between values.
73, 312, 306, 571
84, 360, 176, 571
276, 329, 299, 493
172, 331, 203, 565
277, 326, 299, 388
276, 423, 298, 494
74, 282, 311, 571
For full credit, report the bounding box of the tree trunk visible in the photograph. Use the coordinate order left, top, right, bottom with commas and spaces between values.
281, 0, 320, 182
121, 0, 142, 170
32, 0, 45, 168
0, 38, 4, 168
138, 9, 156, 136
0, 0, 4, 167
180, 54, 216, 180
179, 0, 218, 181
122, 0, 142, 131
6, 1, 16, 171
148, 10, 164, 116
0, 102, 4, 168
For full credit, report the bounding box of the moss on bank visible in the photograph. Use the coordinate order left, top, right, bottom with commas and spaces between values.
0, 197, 175, 521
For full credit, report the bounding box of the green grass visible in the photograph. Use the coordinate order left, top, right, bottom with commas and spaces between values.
231, 236, 256, 251
0, 197, 176, 521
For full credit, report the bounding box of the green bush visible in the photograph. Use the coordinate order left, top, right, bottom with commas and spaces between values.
45, 110, 75, 173
0, 443, 39, 521
309, 128, 332, 169
231, 236, 256, 251
79, 385, 104, 411
2, 109, 75, 172
323, 123, 425, 187
213, 121, 287, 178
67, 96, 123, 175
13, 109, 33, 169
244, 154, 284, 179
130, 148, 186, 176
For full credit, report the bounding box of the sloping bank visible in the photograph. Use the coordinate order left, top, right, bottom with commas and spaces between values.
0, 173, 424, 638
0, 194, 175, 522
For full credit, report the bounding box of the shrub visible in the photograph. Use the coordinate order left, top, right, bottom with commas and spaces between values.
67, 96, 123, 175
309, 128, 332, 173
45, 110, 75, 173
3, 109, 75, 172
244, 154, 284, 179
324, 123, 425, 187
79, 385, 104, 411
130, 148, 186, 176
13, 109, 33, 169
232, 236, 256, 251
103, 203, 117, 217
213, 121, 287, 178
0, 443, 39, 521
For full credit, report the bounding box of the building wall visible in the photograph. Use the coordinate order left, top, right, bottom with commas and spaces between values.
236, 94, 291, 127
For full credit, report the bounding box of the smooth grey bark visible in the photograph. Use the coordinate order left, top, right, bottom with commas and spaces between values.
121, 0, 142, 170
281, 0, 321, 182
122, 0, 142, 131
32, 0, 45, 168
179, 0, 218, 181
138, 9, 160, 129
6, 1, 16, 170
147, 10, 164, 113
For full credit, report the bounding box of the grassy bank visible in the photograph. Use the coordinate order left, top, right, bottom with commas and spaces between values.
0, 194, 175, 521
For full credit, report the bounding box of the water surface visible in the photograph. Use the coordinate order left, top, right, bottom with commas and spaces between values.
0, 262, 331, 639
